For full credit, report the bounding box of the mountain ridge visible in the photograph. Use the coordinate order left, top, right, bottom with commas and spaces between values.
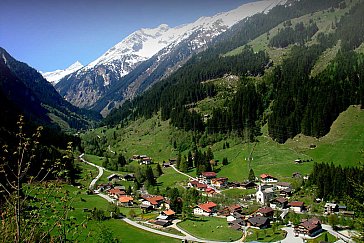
55, 0, 285, 114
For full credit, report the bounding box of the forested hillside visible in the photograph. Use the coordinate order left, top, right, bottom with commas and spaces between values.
104, 0, 363, 144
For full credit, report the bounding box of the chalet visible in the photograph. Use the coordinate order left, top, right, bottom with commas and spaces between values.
289, 201, 305, 213
140, 157, 152, 165
200, 172, 217, 184
294, 218, 322, 237
154, 219, 172, 227
108, 188, 126, 198
107, 174, 120, 181
324, 203, 339, 214
211, 177, 228, 189
118, 196, 134, 206
188, 180, 208, 191
279, 187, 292, 197
204, 187, 217, 197
260, 174, 278, 183
123, 174, 135, 181
132, 155, 140, 160
270, 197, 288, 209
276, 182, 291, 190
193, 202, 217, 216
258, 207, 274, 219
256, 185, 274, 205
229, 204, 243, 214
157, 209, 176, 220
247, 216, 270, 229
141, 195, 165, 209
162, 162, 171, 167
241, 181, 257, 189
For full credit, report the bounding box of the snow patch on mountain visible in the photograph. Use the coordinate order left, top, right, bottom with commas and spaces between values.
83, 0, 284, 74
42, 61, 83, 84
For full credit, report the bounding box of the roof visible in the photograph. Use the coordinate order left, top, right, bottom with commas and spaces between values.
274, 197, 288, 204
205, 188, 216, 194
163, 209, 175, 216
211, 177, 228, 183
260, 173, 276, 179
277, 182, 291, 187
196, 183, 208, 189
289, 201, 304, 207
154, 219, 171, 227
248, 216, 269, 227
118, 196, 133, 203
229, 204, 242, 212
259, 207, 273, 214
201, 172, 217, 178
299, 218, 321, 232
143, 195, 165, 205
198, 202, 217, 213
325, 203, 338, 207
108, 188, 125, 195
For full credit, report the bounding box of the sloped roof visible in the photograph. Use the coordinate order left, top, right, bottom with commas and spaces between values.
198, 202, 217, 213
143, 195, 165, 205
163, 209, 175, 216
289, 201, 304, 207
259, 207, 273, 214
118, 196, 133, 203
260, 173, 276, 179
202, 172, 217, 177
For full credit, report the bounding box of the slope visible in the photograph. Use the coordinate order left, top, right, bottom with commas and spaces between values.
0, 47, 100, 131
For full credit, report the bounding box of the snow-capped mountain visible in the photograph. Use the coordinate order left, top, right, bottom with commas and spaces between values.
56, 0, 284, 112
42, 61, 83, 85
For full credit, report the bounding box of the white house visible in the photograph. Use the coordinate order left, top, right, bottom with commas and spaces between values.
193, 202, 217, 216
289, 201, 305, 213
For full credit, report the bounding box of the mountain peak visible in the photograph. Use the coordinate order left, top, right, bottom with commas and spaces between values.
41, 61, 84, 85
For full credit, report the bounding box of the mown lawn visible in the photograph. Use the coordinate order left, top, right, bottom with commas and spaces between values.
307, 232, 337, 243
244, 227, 286, 242
178, 216, 242, 241
221, 188, 256, 199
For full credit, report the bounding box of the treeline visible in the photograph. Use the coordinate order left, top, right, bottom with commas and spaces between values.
269, 21, 319, 48
307, 162, 364, 202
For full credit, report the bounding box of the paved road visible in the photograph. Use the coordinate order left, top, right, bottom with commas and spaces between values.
79, 153, 104, 190
321, 224, 354, 243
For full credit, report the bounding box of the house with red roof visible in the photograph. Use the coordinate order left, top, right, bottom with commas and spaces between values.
141, 195, 165, 209
200, 172, 217, 184
211, 177, 228, 189
260, 174, 278, 183
289, 201, 305, 213
194, 202, 217, 216
157, 209, 176, 220
203, 187, 217, 197
118, 196, 134, 206
108, 188, 126, 199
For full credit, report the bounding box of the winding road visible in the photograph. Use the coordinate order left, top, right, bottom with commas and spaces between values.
79, 153, 104, 190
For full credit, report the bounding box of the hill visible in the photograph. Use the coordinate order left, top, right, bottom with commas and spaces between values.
0, 47, 101, 131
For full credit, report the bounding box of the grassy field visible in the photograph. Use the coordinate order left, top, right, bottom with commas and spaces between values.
221, 188, 256, 199
307, 232, 337, 243
244, 227, 286, 242
157, 167, 189, 189
177, 216, 242, 241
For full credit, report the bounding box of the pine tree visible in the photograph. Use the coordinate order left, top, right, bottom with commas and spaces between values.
248, 168, 256, 181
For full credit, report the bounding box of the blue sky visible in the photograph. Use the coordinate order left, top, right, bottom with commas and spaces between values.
0, 0, 253, 72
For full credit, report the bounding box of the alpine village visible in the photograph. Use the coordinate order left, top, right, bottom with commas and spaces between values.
1, 0, 364, 242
